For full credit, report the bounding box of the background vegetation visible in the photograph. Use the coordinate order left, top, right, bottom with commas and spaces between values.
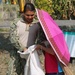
1, 0, 75, 20
35, 0, 75, 20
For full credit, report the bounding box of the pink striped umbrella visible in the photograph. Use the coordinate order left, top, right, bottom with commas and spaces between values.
36, 9, 70, 66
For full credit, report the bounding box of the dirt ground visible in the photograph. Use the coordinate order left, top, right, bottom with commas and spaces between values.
0, 50, 75, 75
0, 50, 10, 75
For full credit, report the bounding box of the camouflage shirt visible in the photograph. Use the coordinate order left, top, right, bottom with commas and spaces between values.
9, 17, 38, 51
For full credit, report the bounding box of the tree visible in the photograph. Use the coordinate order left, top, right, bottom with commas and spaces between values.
34, 0, 75, 20
35, 0, 54, 15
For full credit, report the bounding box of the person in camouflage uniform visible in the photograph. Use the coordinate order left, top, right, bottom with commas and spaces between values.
9, 3, 39, 75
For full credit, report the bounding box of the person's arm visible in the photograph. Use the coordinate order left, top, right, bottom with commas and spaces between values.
35, 44, 55, 55
9, 21, 25, 51
27, 22, 40, 47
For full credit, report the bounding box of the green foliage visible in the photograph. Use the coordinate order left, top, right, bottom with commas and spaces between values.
35, 0, 54, 15
35, 0, 75, 20
35, 0, 68, 19
52, 0, 68, 19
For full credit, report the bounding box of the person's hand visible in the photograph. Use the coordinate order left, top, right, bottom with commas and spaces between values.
35, 45, 42, 50
24, 47, 27, 51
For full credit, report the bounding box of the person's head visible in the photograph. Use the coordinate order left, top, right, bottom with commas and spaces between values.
23, 3, 35, 23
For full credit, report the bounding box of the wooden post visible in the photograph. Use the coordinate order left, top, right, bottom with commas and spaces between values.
19, 0, 25, 13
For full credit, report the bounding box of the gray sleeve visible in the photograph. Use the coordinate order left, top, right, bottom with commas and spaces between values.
27, 22, 40, 47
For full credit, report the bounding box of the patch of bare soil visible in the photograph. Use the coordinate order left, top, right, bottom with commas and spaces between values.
0, 50, 10, 75
69, 62, 75, 74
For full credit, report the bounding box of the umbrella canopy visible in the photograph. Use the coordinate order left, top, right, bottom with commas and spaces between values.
36, 9, 70, 66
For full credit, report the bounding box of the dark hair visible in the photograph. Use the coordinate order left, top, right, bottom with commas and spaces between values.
24, 3, 35, 13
